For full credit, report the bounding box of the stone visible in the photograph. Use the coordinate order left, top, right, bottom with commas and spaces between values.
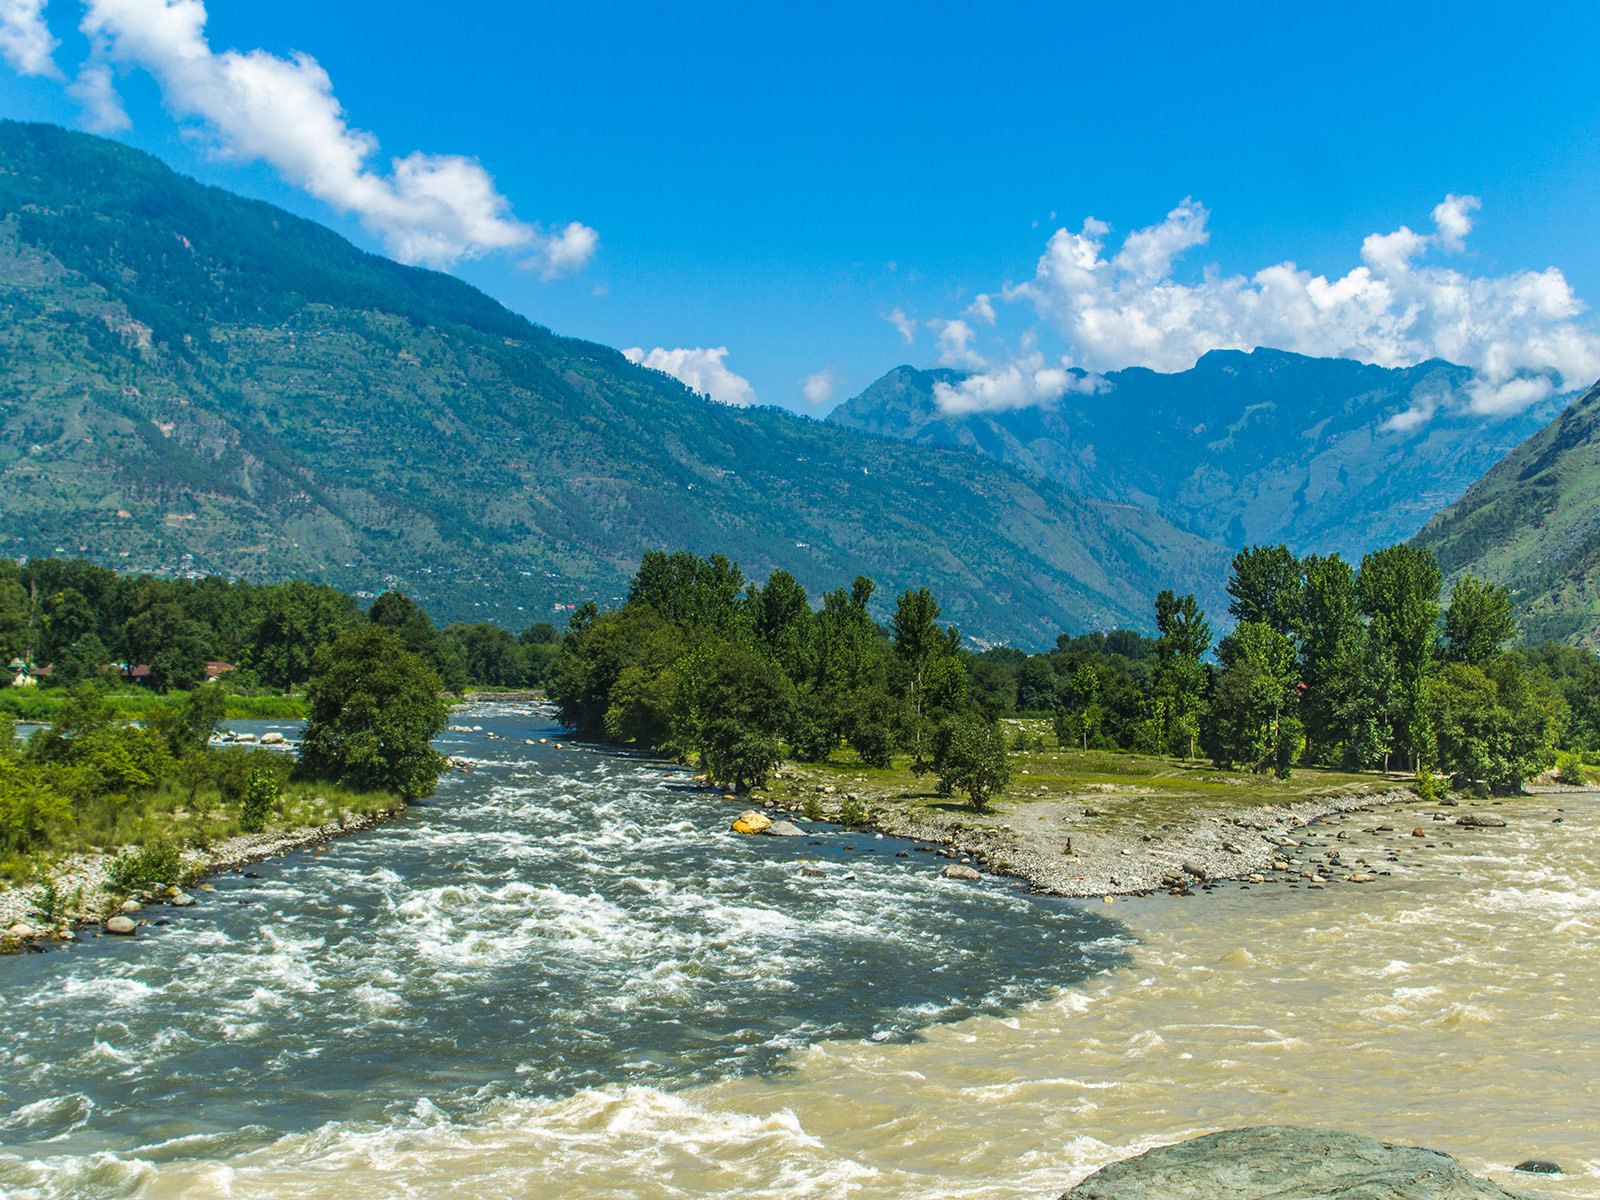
941, 863, 982, 880
261, 732, 287, 745
1512, 1160, 1563, 1174
170, 892, 197, 907
1181, 862, 1206, 879
1412, 828, 1426, 837
1083, 807, 1107, 817
1439, 796, 1459, 806
120, 900, 142, 914
1059, 1126, 1531, 1199
1456, 812, 1507, 827
763, 821, 805, 837
105, 916, 137, 935
730, 810, 772, 835
1347, 872, 1377, 883
8, 922, 36, 939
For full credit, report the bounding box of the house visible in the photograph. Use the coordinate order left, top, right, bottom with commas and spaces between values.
204, 661, 235, 682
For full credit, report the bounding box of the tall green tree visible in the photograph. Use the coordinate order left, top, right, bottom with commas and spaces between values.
1227, 544, 1302, 638
937, 715, 1012, 811
297, 627, 447, 799
696, 642, 795, 791
1442, 576, 1517, 665
1358, 545, 1443, 769
1205, 621, 1298, 773
1154, 590, 1210, 758
1298, 553, 1362, 762
1426, 654, 1566, 793
891, 587, 962, 765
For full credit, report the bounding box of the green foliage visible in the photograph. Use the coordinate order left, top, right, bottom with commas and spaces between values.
1227, 544, 1303, 637
1443, 576, 1518, 665
801, 794, 824, 821
297, 627, 447, 798
1206, 621, 1298, 773
698, 643, 795, 792
105, 837, 183, 894
838, 794, 866, 825
1556, 752, 1586, 786
937, 716, 1012, 811
0, 767, 73, 853
1412, 765, 1440, 802
238, 767, 278, 834
1426, 656, 1566, 793
28, 878, 65, 924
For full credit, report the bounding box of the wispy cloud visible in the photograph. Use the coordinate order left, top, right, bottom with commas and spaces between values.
0, 0, 60, 77
884, 305, 916, 344
932, 352, 1104, 416
624, 345, 757, 406
2, 0, 596, 273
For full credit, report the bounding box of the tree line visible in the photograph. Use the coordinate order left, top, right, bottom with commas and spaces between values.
553, 547, 1597, 800
0, 557, 558, 694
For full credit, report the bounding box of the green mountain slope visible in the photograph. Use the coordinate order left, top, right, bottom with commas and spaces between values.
828, 352, 1566, 555
1413, 380, 1600, 647
0, 120, 1232, 646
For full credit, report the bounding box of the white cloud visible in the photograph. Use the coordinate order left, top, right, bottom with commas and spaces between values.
932, 352, 1104, 416
997, 195, 1600, 418
801, 369, 834, 406
929, 318, 986, 370
0, 0, 60, 77
884, 305, 916, 344
965, 292, 996, 325
59, 0, 593, 270
624, 346, 757, 407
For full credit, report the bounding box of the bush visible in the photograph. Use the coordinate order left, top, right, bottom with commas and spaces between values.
1556, 752, 1587, 786
801, 794, 823, 821
1412, 766, 1440, 802
838, 794, 866, 825
106, 838, 183, 894
239, 768, 278, 833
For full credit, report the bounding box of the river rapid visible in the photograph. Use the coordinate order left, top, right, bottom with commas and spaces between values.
1, 702, 1595, 1198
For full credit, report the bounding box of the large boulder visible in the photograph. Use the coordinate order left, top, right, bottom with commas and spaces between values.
104, 916, 137, 935
1456, 813, 1508, 827
731, 810, 772, 834
942, 863, 982, 880
1061, 1127, 1529, 1199
763, 820, 805, 837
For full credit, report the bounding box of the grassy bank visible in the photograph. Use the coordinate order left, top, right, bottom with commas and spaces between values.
0, 688, 307, 722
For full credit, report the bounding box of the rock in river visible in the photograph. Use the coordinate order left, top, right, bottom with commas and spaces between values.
942, 864, 982, 880
762, 820, 804, 837
104, 916, 137, 936
1456, 813, 1508, 827
730, 810, 771, 834
1060, 1126, 1531, 1199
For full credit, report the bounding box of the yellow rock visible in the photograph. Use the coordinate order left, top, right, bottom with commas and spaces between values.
731, 810, 772, 834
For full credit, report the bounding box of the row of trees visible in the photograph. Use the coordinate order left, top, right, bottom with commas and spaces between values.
553, 546, 1595, 800
0, 557, 557, 694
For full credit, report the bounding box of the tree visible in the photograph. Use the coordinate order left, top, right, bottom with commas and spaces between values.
891, 587, 962, 765
696, 642, 795, 791
1298, 554, 1362, 762
1358, 545, 1443, 770
1443, 576, 1517, 665
250, 581, 361, 692
1015, 655, 1057, 713
297, 627, 447, 799
1154, 590, 1211, 758
239, 767, 278, 833
1205, 621, 1298, 772
937, 716, 1012, 810
749, 569, 814, 681
1227, 544, 1302, 637
1056, 663, 1102, 750
151, 685, 227, 757
1426, 655, 1566, 793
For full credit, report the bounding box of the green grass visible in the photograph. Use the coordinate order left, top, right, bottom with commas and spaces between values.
0, 688, 307, 723
767, 719, 1384, 833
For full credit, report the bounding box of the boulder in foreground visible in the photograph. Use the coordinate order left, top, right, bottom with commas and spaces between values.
1061, 1127, 1530, 1199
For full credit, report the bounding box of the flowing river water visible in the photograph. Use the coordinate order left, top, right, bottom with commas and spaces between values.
1, 701, 1596, 1198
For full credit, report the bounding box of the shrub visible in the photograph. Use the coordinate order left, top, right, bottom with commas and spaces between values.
106, 838, 182, 894
838, 794, 866, 825
1412, 767, 1440, 802
239, 768, 278, 834
1556, 752, 1587, 786
801, 794, 823, 821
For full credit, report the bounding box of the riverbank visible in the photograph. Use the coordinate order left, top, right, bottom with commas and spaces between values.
748, 740, 1578, 896
0, 798, 408, 947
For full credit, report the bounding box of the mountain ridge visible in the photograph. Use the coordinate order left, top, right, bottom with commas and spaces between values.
0, 120, 1233, 647
827, 350, 1567, 555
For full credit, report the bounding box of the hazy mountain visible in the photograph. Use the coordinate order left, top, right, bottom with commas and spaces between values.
1413, 379, 1600, 647
0, 121, 1233, 646
828, 351, 1567, 555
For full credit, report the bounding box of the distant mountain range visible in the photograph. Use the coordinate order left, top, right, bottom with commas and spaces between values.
827, 352, 1567, 556
0, 120, 1232, 646
1414, 379, 1600, 647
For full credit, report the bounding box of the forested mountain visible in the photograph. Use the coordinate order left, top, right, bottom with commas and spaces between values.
0, 121, 1231, 646
1413, 380, 1600, 647
828, 352, 1566, 554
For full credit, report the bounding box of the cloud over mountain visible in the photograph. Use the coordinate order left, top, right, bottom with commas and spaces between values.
938, 196, 1600, 419
1, 0, 595, 273
623, 346, 757, 406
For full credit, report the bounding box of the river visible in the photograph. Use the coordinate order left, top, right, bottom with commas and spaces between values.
0, 701, 1595, 1198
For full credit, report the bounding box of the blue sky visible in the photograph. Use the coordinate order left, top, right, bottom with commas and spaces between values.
3, 0, 1600, 415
